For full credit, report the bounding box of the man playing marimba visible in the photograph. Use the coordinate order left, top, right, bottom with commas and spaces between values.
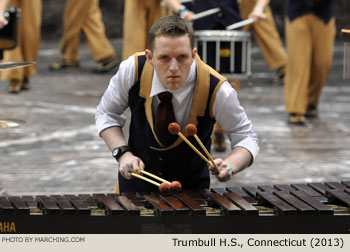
95, 15, 259, 193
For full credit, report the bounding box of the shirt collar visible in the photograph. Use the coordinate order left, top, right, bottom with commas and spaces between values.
150, 60, 196, 103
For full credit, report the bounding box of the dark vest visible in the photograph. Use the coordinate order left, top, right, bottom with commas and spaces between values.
118, 53, 227, 193
287, 0, 333, 24
185, 0, 242, 30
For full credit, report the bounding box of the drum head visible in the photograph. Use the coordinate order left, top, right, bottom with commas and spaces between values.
194, 30, 251, 41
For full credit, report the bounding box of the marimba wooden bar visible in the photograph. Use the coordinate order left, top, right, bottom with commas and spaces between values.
0, 181, 349, 234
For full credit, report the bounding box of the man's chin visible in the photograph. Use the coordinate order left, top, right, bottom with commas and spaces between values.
166, 81, 182, 91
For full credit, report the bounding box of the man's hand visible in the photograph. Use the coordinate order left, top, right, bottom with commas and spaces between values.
99, 127, 145, 180
181, 11, 195, 22
209, 146, 253, 182
117, 152, 145, 180
163, 0, 194, 22
209, 158, 232, 182
248, 8, 267, 23
249, 0, 270, 23
0, 15, 7, 29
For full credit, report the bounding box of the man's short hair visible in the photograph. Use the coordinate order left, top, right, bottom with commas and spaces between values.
148, 15, 194, 51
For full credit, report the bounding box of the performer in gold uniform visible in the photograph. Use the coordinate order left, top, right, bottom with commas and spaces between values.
284, 0, 336, 125
122, 0, 166, 60
50, 0, 119, 73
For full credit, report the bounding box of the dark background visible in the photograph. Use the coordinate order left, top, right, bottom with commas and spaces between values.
41, 0, 350, 41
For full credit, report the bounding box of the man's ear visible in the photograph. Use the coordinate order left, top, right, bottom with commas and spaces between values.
145, 49, 153, 66
191, 47, 197, 60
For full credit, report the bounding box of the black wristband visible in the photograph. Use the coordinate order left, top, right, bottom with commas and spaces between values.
112, 145, 131, 161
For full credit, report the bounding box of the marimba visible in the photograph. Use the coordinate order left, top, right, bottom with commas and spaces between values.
0, 181, 349, 234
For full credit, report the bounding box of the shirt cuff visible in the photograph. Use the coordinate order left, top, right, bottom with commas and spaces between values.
232, 137, 259, 165
96, 113, 126, 136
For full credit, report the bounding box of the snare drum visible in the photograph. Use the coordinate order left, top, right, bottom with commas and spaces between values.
194, 30, 251, 79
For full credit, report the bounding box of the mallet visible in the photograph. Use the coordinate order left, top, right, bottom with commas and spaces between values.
131, 172, 171, 192
168, 122, 211, 166
140, 170, 182, 192
185, 123, 221, 174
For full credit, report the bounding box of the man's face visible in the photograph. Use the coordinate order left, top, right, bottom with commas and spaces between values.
145, 35, 197, 91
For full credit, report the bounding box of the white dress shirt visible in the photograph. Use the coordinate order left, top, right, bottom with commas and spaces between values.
95, 55, 259, 161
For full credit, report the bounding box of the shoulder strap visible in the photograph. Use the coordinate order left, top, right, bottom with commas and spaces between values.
133, 52, 147, 84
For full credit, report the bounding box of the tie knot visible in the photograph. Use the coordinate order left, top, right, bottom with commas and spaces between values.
158, 92, 172, 103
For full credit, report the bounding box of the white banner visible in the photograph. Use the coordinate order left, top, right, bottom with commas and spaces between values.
0, 234, 349, 252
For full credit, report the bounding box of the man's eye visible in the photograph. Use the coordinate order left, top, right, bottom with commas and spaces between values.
178, 55, 186, 59
160, 55, 169, 60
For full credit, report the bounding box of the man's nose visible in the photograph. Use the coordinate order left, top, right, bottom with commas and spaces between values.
169, 58, 179, 72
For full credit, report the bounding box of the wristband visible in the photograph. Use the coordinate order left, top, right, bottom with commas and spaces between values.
226, 163, 233, 174
253, 6, 264, 13
178, 5, 189, 17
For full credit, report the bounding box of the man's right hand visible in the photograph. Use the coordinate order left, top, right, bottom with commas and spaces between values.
117, 152, 145, 180
0, 15, 7, 29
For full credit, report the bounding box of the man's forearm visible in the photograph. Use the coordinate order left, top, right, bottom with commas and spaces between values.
255, 0, 270, 10
100, 126, 128, 152
0, 0, 9, 13
224, 146, 253, 175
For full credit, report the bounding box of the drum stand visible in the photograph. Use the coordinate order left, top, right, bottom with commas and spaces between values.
342, 29, 350, 79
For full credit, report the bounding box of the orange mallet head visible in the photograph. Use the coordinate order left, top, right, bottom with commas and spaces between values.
185, 123, 197, 136
170, 181, 182, 192
168, 122, 181, 135
159, 182, 171, 193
